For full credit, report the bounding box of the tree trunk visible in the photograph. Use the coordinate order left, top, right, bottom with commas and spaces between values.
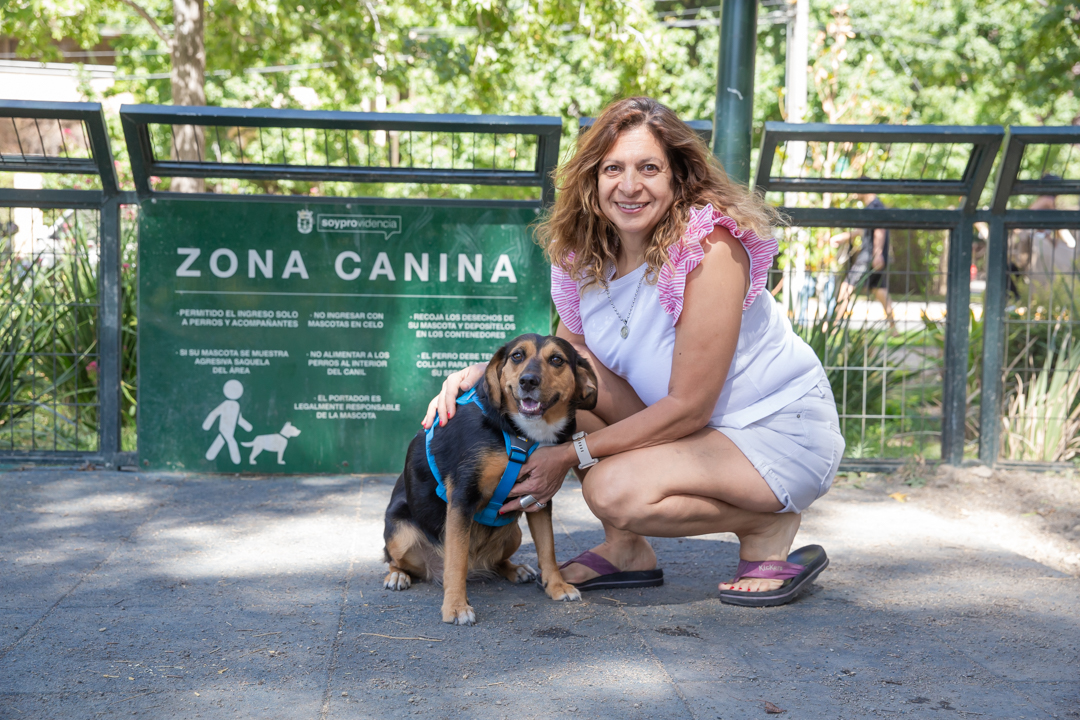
170, 0, 206, 193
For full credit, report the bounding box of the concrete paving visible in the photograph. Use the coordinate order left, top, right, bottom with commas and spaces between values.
1, 469, 1078, 720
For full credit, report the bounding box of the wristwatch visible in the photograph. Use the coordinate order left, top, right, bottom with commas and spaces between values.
572, 431, 598, 469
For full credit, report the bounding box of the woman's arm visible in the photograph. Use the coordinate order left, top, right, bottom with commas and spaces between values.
581, 226, 749, 457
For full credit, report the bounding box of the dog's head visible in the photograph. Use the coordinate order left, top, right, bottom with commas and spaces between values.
279, 421, 301, 438
483, 334, 598, 443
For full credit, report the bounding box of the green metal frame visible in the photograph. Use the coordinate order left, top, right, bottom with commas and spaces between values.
978, 126, 1080, 465
0, 100, 131, 466
756, 122, 1005, 468
120, 105, 563, 206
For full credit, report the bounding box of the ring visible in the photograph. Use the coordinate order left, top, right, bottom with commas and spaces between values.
519, 494, 537, 509
535, 501, 547, 509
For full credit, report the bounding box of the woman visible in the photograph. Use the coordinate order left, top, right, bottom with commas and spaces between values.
423, 97, 844, 607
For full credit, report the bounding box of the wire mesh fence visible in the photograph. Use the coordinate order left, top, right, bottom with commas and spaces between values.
147, 124, 542, 173
995, 220, 1080, 462
766, 138, 976, 185
773, 224, 956, 463
0, 205, 101, 452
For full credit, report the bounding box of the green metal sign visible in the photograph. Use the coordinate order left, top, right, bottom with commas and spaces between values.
138, 198, 548, 473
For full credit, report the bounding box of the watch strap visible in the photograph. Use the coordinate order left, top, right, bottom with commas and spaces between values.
572, 431, 598, 469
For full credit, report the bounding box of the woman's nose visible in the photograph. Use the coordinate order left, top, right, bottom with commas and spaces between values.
619, 170, 640, 195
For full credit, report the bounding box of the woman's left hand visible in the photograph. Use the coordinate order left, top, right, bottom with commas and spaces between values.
499, 444, 577, 514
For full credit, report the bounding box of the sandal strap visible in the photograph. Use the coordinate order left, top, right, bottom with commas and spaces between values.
559, 550, 620, 576
729, 559, 806, 583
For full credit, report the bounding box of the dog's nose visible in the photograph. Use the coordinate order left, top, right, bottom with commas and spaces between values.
519, 373, 540, 391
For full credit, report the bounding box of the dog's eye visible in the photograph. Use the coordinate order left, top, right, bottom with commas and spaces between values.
510, 350, 525, 363
549, 355, 565, 367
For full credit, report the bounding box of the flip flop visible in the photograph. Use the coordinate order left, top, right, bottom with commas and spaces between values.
718, 545, 829, 608
554, 551, 664, 592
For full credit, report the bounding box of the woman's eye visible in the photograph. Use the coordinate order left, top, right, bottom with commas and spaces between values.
603, 164, 621, 174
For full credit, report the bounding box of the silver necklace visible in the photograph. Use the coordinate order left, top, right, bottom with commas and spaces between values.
604, 267, 646, 339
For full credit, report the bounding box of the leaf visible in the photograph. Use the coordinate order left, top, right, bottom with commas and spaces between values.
889, 492, 909, 503
764, 701, 786, 713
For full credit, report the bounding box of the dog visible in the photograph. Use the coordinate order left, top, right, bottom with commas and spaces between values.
241, 421, 301, 464
382, 333, 599, 625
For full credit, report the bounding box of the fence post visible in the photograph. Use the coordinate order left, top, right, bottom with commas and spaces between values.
978, 215, 1007, 465
941, 217, 973, 465
99, 196, 122, 465
712, 0, 758, 185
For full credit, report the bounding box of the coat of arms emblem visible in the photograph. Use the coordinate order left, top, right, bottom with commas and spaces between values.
297, 210, 314, 234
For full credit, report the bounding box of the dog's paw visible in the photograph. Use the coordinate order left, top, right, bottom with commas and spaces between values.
383, 570, 412, 591
546, 581, 581, 602
510, 564, 537, 583
441, 603, 476, 626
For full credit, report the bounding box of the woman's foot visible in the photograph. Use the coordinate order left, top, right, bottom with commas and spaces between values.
718, 511, 802, 593
560, 532, 656, 584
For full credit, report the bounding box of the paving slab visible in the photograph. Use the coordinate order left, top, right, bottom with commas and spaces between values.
1, 469, 1078, 720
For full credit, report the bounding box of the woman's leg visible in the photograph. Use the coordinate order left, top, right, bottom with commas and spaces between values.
580, 428, 802, 592
562, 357, 801, 593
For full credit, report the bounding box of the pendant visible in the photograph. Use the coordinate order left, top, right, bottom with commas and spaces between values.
620, 325, 629, 339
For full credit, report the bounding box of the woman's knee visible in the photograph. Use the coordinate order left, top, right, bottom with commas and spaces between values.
581, 461, 645, 530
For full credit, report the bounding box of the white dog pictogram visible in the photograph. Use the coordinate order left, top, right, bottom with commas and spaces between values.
241, 422, 301, 465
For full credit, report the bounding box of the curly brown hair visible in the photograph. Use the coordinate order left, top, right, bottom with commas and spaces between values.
536, 97, 781, 289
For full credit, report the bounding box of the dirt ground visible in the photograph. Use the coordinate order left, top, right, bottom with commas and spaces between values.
833, 463, 1080, 576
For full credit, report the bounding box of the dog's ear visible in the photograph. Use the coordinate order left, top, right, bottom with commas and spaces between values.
483, 345, 509, 412
574, 355, 599, 411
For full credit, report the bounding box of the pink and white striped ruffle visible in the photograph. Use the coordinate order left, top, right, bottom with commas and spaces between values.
551, 258, 584, 335
656, 205, 778, 322
549, 206, 778, 332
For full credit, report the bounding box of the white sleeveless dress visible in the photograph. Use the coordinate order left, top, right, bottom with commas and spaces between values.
552, 205, 844, 513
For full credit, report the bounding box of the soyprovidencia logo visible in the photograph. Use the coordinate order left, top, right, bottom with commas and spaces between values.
296, 210, 314, 234
297, 211, 403, 240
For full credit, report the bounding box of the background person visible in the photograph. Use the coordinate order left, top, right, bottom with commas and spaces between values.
423, 97, 844, 606
1008, 177, 1077, 303
830, 192, 897, 334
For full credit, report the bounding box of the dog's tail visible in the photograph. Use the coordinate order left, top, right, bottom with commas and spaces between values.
240, 441, 255, 447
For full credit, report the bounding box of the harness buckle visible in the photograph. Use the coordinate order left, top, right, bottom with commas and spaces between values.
507, 446, 530, 465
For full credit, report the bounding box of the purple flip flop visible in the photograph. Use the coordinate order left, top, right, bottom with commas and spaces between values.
554, 551, 664, 592
718, 545, 829, 607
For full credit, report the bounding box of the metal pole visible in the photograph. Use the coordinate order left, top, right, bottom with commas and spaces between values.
978, 215, 1007, 465
941, 217, 973, 465
713, 0, 758, 186
99, 195, 122, 466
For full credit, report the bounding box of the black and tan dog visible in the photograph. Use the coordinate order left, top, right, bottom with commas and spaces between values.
382, 334, 598, 625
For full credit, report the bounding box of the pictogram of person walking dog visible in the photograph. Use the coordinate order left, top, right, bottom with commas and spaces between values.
202, 380, 301, 465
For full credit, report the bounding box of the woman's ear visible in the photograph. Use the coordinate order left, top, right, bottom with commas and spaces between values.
484, 345, 508, 412
574, 356, 599, 411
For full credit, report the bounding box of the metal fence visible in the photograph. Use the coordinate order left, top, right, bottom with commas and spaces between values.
1, 101, 1078, 470
0, 101, 129, 465
770, 226, 954, 465
979, 128, 1080, 466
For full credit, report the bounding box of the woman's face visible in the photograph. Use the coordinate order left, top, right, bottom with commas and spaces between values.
596, 125, 675, 248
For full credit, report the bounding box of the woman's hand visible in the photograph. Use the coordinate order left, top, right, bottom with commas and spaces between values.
421, 362, 485, 429
499, 443, 578, 514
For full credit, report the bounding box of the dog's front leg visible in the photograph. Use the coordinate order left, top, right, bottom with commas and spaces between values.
526, 504, 581, 602
441, 487, 476, 625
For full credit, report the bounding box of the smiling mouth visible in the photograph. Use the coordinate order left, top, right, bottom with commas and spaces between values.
616, 201, 648, 213
517, 396, 548, 417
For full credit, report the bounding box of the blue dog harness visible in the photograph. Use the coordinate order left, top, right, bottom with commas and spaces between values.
425, 388, 539, 527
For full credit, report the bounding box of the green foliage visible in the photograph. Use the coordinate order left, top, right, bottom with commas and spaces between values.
0, 216, 101, 452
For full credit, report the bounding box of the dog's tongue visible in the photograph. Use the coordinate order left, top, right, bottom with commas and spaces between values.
520, 398, 541, 413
